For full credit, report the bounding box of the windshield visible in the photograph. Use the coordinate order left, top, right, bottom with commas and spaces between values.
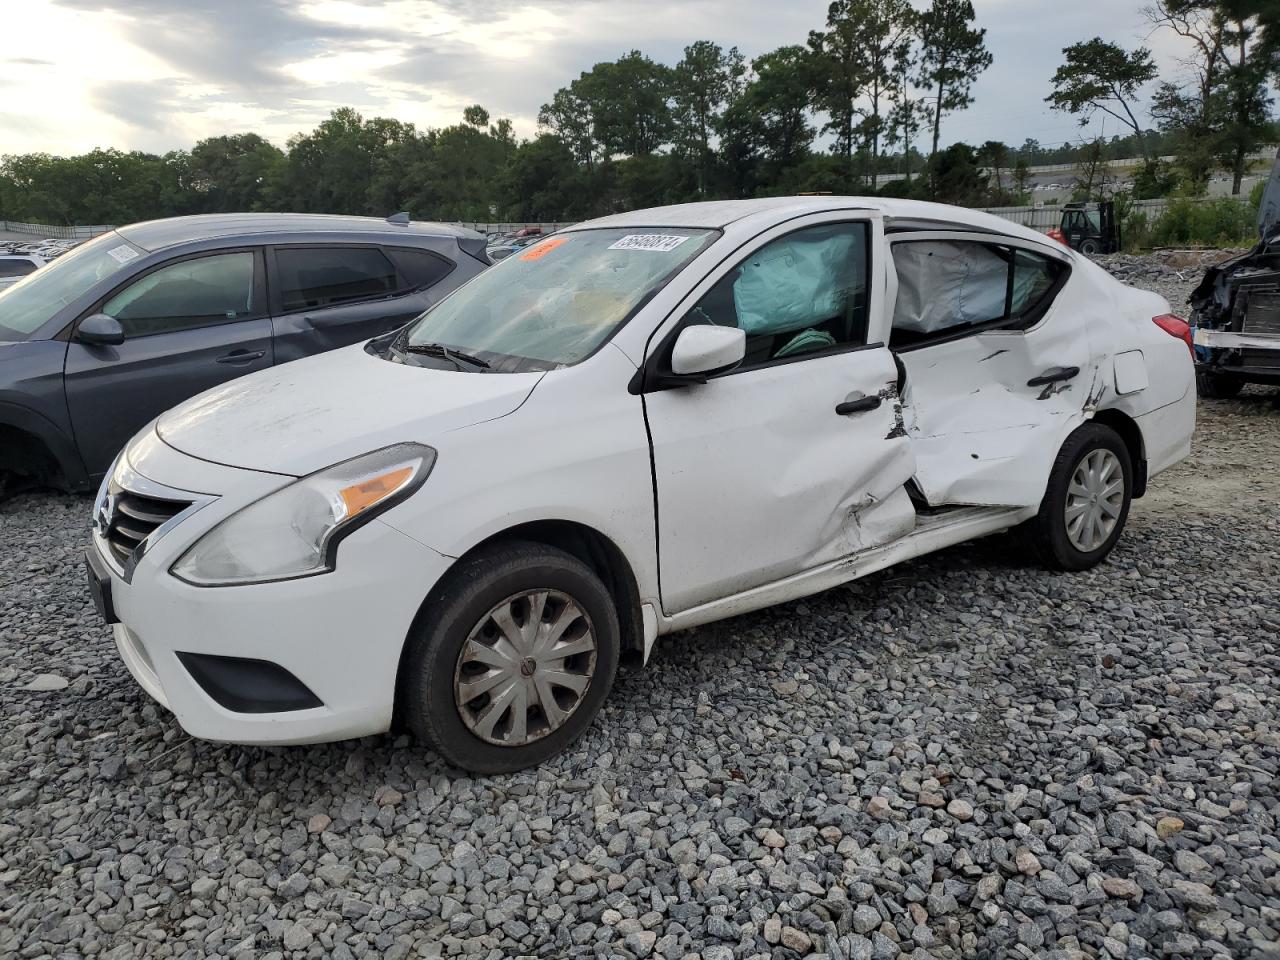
393, 227, 717, 372
0, 232, 144, 340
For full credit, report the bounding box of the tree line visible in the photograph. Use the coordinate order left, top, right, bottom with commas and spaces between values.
1, 0, 1276, 228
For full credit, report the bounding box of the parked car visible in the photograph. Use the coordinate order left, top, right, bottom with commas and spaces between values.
1190, 148, 1280, 396
0, 254, 44, 289
87, 197, 1196, 773
0, 213, 489, 496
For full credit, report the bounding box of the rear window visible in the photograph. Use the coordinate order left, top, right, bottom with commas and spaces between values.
0, 259, 37, 278
276, 247, 399, 311
385, 247, 455, 290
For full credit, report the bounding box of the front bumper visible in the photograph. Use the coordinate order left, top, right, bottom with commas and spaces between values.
95, 434, 455, 746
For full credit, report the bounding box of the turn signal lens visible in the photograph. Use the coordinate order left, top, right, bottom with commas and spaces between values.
338, 466, 414, 517
1153, 313, 1194, 356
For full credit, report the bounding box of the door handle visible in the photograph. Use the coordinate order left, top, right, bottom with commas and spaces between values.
1027, 366, 1080, 388
835, 396, 883, 416
216, 349, 266, 365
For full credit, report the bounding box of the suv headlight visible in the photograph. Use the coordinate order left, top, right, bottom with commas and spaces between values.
171, 443, 435, 586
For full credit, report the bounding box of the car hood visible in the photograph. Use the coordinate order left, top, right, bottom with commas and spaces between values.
156, 344, 543, 476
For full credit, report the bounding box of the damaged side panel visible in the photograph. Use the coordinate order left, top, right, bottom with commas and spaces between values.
899, 318, 1096, 508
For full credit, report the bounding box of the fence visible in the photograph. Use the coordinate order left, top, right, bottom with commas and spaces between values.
979, 195, 1252, 233
0, 220, 114, 239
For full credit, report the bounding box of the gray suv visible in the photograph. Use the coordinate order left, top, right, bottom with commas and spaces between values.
0, 213, 488, 495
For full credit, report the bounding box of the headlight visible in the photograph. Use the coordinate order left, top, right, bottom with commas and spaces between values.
171, 443, 435, 587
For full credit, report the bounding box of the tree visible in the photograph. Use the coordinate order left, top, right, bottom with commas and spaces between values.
977, 140, 1009, 192
1146, 2, 1276, 193
538, 87, 598, 168
1012, 156, 1032, 197
915, 0, 993, 159
808, 7, 865, 174
582, 51, 674, 157
462, 105, 490, 129
671, 41, 746, 195
926, 142, 987, 205
189, 133, 286, 212
1046, 38, 1158, 163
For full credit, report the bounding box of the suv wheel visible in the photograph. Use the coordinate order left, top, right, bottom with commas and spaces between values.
1196, 370, 1244, 399
1027, 423, 1132, 571
402, 541, 620, 774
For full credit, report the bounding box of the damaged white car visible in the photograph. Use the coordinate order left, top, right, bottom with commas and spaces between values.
86, 198, 1197, 773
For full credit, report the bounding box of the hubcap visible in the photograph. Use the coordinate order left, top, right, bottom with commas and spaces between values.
453, 590, 597, 747
1065, 448, 1125, 553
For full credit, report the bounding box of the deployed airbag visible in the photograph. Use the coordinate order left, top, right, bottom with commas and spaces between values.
892, 241, 1049, 338
734, 230, 860, 335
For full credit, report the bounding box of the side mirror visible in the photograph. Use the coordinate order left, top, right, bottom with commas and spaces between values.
77, 313, 125, 346
670, 325, 746, 378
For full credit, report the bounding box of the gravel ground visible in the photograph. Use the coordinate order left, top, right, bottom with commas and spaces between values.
2, 256, 1278, 960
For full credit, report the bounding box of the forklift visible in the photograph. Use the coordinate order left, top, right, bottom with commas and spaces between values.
1047, 201, 1121, 255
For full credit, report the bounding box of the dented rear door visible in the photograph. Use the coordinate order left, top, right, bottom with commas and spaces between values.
891, 232, 1095, 507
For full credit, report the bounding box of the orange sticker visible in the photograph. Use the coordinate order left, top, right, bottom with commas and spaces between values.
519, 236, 569, 262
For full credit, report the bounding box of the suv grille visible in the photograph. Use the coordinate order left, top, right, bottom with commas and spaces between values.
104, 488, 192, 567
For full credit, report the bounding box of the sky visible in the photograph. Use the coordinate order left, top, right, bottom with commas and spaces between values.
0, 0, 1197, 158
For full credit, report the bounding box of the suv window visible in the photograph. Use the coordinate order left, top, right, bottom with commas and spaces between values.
102, 252, 256, 338
890, 240, 1065, 348
385, 247, 455, 290
681, 222, 871, 368
0, 259, 37, 278
276, 247, 400, 311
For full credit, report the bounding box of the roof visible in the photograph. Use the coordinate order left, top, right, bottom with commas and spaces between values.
572, 196, 1052, 246
116, 213, 479, 252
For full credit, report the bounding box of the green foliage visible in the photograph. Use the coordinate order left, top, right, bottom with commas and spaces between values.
915, 0, 993, 157
1124, 196, 1260, 250
1046, 39, 1157, 159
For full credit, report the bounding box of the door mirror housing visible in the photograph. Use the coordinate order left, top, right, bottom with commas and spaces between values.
670, 325, 746, 378
77, 313, 125, 346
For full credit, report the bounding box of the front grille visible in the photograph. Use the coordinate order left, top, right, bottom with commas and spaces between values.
1241, 289, 1280, 336
104, 488, 191, 567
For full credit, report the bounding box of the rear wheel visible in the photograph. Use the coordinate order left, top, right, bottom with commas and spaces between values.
402, 541, 620, 774
1028, 423, 1132, 571
1078, 238, 1101, 256
1196, 369, 1244, 399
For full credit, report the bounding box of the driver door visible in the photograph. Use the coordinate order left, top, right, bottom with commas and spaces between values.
641, 213, 918, 614
63, 249, 273, 474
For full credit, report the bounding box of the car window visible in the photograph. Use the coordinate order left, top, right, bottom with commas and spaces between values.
102, 252, 256, 338
0, 232, 143, 340
681, 222, 871, 368
384, 247, 455, 290
890, 240, 1065, 347
276, 247, 399, 311
0, 259, 37, 278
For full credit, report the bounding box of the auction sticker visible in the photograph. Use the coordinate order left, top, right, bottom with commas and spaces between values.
519, 236, 570, 262
608, 234, 691, 253
106, 245, 140, 265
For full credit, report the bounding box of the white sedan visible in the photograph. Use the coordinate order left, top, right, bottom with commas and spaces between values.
86, 197, 1196, 773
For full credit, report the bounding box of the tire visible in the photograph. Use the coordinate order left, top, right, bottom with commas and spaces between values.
1196, 369, 1244, 399
1078, 238, 1101, 256
1027, 423, 1133, 571
402, 540, 620, 774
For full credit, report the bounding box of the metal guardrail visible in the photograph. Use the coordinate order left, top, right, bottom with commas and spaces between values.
0, 221, 114, 239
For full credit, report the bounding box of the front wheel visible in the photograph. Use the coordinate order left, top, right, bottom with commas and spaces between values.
1027, 423, 1133, 571
1078, 238, 1101, 256
402, 541, 620, 774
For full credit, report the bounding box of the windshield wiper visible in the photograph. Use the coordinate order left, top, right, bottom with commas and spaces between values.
401, 341, 491, 370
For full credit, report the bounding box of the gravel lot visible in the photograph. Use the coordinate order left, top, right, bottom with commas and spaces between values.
2, 256, 1278, 960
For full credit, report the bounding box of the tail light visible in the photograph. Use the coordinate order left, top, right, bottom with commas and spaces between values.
1153, 314, 1194, 355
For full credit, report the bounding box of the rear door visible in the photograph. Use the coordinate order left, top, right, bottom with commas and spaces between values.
641, 213, 918, 614
267, 244, 456, 362
63, 248, 272, 474
889, 232, 1091, 507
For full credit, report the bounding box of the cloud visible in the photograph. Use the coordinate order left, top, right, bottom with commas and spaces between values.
1, 0, 1209, 156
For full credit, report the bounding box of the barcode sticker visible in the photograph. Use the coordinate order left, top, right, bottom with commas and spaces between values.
608, 234, 691, 253
107, 245, 139, 264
